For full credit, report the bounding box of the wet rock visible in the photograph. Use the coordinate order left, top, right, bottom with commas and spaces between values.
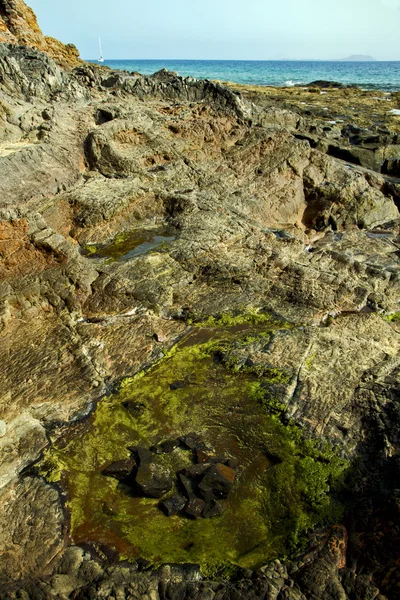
225, 457, 240, 469
180, 463, 212, 482
159, 494, 187, 516
149, 444, 164, 455
196, 449, 225, 464
169, 380, 186, 390
121, 401, 146, 415
102, 459, 136, 482
133, 462, 173, 498
178, 474, 197, 499
127, 446, 153, 465
184, 497, 206, 519
198, 464, 236, 501
159, 439, 179, 453
202, 500, 223, 519
179, 433, 208, 451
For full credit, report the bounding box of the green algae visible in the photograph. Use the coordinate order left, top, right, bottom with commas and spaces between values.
195, 311, 272, 327
383, 312, 400, 323
304, 353, 316, 372
40, 320, 348, 574
83, 244, 98, 255
187, 309, 294, 330
84, 228, 175, 262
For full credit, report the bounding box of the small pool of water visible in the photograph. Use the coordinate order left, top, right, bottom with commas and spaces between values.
84, 228, 176, 262
40, 318, 347, 574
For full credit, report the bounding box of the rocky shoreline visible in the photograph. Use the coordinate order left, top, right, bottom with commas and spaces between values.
1, 3, 400, 598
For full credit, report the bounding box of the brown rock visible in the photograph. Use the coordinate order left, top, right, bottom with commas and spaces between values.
198, 463, 236, 501
0, 0, 81, 68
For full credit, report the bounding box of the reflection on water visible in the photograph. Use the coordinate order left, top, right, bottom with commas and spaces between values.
84, 228, 175, 262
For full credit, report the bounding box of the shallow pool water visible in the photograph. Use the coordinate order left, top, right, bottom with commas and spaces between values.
84, 228, 175, 262
40, 317, 347, 574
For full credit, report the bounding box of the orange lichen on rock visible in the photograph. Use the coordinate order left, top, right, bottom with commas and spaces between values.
0, 0, 81, 68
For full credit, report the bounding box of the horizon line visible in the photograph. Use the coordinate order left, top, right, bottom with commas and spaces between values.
84, 57, 400, 62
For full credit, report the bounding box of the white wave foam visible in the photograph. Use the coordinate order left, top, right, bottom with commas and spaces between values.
285, 80, 303, 87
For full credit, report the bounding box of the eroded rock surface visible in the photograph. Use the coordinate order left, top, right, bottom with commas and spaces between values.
0, 34, 399, 600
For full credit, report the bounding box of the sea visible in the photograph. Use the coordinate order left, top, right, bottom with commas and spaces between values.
89, 59, 400, 91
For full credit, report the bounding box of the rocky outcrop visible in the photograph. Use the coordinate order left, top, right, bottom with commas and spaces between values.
0, 0, 81, 67
1, 38, 400, 600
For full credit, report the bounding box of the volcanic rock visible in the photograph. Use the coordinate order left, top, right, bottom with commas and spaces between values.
159, 494, 187, 516
202, 500, 224, 519
225, 457, 240, 469
133, 462, 173, 499
102, 459, 136, 482
196, 449, 226, 464
183, 497, 206, 519
197, 464, 236, 501
159, 439, 179, 453
179, 433, 208, 451
127, 446, 153, 465
178, 473, 197, 499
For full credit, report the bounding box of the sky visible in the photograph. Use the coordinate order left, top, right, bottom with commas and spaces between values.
28, 0, 400, 61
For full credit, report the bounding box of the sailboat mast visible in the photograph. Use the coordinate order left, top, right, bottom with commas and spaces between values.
98, 37, 104, 62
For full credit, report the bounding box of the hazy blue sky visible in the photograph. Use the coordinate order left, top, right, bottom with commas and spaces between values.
28, 0, 400, 60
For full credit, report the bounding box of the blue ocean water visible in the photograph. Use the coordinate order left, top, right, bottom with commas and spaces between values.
90, 59, 400, 91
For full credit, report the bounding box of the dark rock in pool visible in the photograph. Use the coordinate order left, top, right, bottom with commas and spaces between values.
184, 497, 206, 519
225, 457, 239, 469
160, 439, 179, 453
159, 494, 187, 516
102, 459, 136, 482
178, 473, 197, 499
180, 463, 211, 482
127, 446, 153, 465
196, 449, 225, 464
133, 462, 173, 498
121, 401, 146, 415
169, 380, 186, 390
179, 432, 208, 451
203, 500, 223, 519
198, 464, 235, 501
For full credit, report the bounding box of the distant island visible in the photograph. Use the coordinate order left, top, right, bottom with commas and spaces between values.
341, 54, 377, 61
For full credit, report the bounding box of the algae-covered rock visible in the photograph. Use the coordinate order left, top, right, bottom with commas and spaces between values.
133, 462, 173, 499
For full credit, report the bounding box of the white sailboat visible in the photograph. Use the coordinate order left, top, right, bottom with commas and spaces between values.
98, 37, 104, 63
